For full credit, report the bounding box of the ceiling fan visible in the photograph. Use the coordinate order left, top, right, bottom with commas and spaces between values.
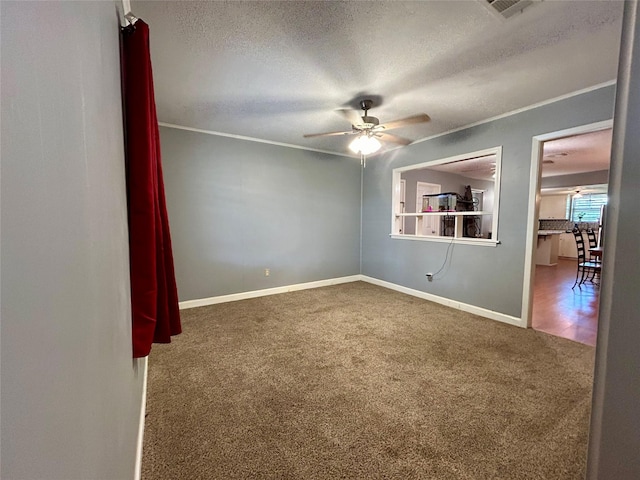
303, 99, 430, 164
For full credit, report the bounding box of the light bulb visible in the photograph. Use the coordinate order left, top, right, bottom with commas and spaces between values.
349, 135, 381, 155
348, 136, 363, 154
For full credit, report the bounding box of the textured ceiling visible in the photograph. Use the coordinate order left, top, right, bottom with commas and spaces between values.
131, 0, 623, 158
542, 128, 612, 177
422, 154, 497, 181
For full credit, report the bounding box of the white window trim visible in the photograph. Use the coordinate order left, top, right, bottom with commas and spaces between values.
391, 146, 502, 246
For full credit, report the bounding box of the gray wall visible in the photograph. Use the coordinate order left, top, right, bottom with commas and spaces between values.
1, 2, 144, 479
588, 2, 640, 477
541, 169, 609, 189
362, 84, 615, 318
159, 127, 362, 302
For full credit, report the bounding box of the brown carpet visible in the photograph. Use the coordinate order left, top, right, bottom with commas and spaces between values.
142, 282, 595, 480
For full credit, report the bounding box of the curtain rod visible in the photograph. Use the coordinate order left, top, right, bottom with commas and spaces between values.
125, 12, 139, 26
121, 0, 138, 27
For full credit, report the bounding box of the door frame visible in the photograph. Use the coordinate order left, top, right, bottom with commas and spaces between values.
521, 119, 613, 327
415, 181, 441, 236
399, 179, 406, 234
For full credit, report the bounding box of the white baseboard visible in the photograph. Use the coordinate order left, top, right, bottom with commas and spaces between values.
178, 274, 524, 328
178, 275, 362, 310
134, 356, 148, 480
359, 275, 525, 328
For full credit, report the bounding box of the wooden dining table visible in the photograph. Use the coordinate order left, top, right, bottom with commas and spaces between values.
589, 246, 604, 259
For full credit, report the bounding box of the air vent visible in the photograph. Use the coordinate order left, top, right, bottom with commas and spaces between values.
544, 152, 568, 159
484, 0, 537, 19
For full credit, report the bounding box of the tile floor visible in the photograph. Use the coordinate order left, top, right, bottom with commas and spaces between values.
532, 257, 599, 346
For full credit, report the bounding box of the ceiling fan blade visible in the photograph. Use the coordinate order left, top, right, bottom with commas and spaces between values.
378, 132, 412, 146
303, 130, 355, 138
336, 109, 364, 126
378, 114, 430, 131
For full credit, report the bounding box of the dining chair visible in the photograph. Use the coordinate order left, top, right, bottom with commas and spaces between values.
584, 227, 602, 281
586, 228, 600, 262
572, 227, 601, 288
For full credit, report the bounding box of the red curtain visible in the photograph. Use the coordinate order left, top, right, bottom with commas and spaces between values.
122, 20, 181, 358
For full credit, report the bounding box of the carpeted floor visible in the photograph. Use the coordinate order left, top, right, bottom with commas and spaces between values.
142, 282, 595, 480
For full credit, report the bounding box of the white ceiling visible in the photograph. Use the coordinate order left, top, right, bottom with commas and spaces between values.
424, 153, 497, 181
542, 128, 612, 177
132, 0, 623, 159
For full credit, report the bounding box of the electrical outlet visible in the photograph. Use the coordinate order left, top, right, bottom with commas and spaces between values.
426, 273, 433, 282
264, 268, 270, 277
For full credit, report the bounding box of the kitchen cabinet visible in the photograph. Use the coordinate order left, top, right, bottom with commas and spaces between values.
559, 232, 578, 258
536, 231, 561, 265
539, 195, 568, 219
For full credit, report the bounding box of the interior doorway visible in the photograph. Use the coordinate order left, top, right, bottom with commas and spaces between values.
524, 121, 612, 346
415, 181, 441, 236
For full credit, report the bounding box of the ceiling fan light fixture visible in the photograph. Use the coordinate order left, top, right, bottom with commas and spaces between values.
349, 134, 381, 155
303, 98, 429, 154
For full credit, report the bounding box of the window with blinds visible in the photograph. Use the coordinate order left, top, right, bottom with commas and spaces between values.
567, 193, 608, 222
